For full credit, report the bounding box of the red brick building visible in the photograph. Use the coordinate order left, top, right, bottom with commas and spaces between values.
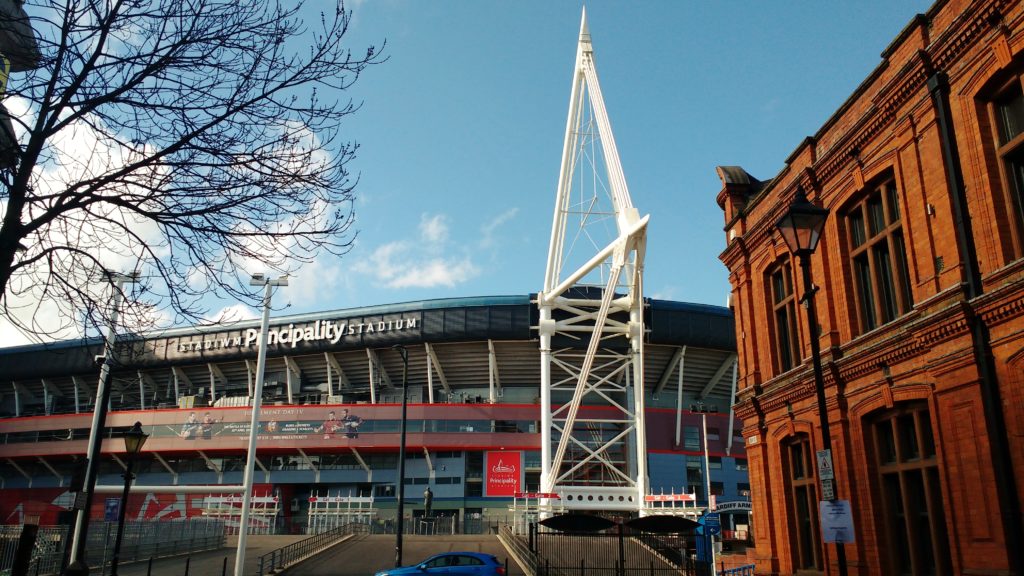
718, 0, 1024, 574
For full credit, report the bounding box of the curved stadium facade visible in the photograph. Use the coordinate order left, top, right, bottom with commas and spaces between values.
0, 295, 746, 533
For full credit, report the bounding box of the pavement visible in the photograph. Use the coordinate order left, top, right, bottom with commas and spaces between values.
109, 533, 521, 576
287, 534, 525, 576
115, 535, 307, 576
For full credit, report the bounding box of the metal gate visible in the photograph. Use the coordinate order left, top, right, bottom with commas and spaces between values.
531, 523, 702, 576
306, 491, 376, 534
202, 492, 279, 535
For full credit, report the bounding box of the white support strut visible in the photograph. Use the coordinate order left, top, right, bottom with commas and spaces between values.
539, 9, 650, 513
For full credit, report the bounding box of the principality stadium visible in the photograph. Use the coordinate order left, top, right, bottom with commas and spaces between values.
0, 293, 747, 536
0, 12, 751, 569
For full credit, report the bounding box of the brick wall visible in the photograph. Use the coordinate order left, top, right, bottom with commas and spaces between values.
718, 0, 1024, 573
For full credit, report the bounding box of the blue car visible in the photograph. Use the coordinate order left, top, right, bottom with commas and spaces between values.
374, 552, 506, 575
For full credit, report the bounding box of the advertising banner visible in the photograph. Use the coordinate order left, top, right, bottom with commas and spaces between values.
484, 451, 523, 497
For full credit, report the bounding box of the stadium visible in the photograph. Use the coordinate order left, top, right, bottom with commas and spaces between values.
0, 294, 747, 535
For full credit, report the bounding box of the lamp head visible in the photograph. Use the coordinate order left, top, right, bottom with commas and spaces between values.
392, 344, 408, 363
250, 273, 288, 286
775, 186, 829, 257
123, 421, 148, 455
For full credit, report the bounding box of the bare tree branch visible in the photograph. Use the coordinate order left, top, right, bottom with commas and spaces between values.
0, 0, 384, 342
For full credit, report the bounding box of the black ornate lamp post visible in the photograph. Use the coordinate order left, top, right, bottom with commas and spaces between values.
776, 187, 847, 576
391, 345, 409, 568
109, 422, 148, 576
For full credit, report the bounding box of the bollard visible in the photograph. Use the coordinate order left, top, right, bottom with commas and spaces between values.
184, 556, 190, 576
146, 557, 152, 576
222, 556, 228, 576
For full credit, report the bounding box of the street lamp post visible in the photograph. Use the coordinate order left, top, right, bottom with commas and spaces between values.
234, 273, 287, 576
109, 422, 148, 576
66, 271, 139, 576
776, 187, 847, 576
392, 345, 409, 568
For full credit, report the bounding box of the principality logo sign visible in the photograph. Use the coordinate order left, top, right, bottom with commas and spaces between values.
175, 316, 419, 353
485, 451, 522, 497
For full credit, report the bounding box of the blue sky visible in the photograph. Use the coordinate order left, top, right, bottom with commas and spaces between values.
240, 1, 936, 317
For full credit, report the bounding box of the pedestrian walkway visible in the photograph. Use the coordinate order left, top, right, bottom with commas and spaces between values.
114, 535, 306, 576
291, 534, 524, 576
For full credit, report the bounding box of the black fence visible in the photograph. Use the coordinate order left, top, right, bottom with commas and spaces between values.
522, 522, 709, 576
257, 522, 369, 576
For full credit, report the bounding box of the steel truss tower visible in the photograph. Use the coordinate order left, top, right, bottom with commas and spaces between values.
538, 10, 650, 512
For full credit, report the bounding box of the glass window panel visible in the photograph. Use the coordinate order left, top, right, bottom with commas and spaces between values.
855, 255, 877, 330
772, 269, 786, 304
1005, 146, 1024, 230
875, 242, 898, 323
795, 485, 817, 568
868, 194, 886, 236
891, 232, 913, 315
790, 442, 805, 479
850, 209, 866, 248
898, 414, 920, 461
884, 472, 913, 573
905, 469, 938, 574
877, 419, 897, 465
684, 426, 700, 450
997, 83, 1024, 144
919, 413, 936, 458
886, 182, 901, 223
776, 308, 794, 372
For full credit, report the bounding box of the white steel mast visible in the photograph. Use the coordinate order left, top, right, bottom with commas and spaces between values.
538, 9, 650, 512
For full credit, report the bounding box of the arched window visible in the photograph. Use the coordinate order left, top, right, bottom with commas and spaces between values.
768, 259, 800, 374
844, 176, 913, 333
783, 433, 821, 570
982, 68, 1024, 259
866, 402, 951, 575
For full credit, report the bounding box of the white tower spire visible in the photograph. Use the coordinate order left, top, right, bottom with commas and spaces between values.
538, 9, 650, 512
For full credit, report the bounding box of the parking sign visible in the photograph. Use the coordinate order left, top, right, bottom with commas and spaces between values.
704, 512, 721, 536
104, 498, 120, 522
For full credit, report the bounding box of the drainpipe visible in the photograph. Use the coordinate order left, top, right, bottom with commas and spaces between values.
928, 71, 1023, 575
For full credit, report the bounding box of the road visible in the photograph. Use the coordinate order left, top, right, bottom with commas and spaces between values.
288, 534, 525, 575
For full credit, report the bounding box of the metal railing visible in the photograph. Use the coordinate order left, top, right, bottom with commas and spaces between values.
256, 522, 368, 576
0, 519, 225, 576
85, 518, 226, 569
498, 524, 540, 575
0, 526, 66, 576
501, 521, 715, 576
720, 565, 755, 576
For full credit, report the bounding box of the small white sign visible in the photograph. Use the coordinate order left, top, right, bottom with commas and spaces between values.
819, 500, 855, 544
821, 479, 835, 501
816, 449, 834, 480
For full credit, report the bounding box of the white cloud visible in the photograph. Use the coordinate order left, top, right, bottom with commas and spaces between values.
389, 257, 478, 288
351, 212, 479, 290
480, 207, 519, 249
419, 213, 449, 245
204, 303, 259, 324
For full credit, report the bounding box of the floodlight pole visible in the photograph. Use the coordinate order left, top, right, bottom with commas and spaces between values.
392, 345, 409, 568
66, 271, 140, 576
234, 274, 287, 576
